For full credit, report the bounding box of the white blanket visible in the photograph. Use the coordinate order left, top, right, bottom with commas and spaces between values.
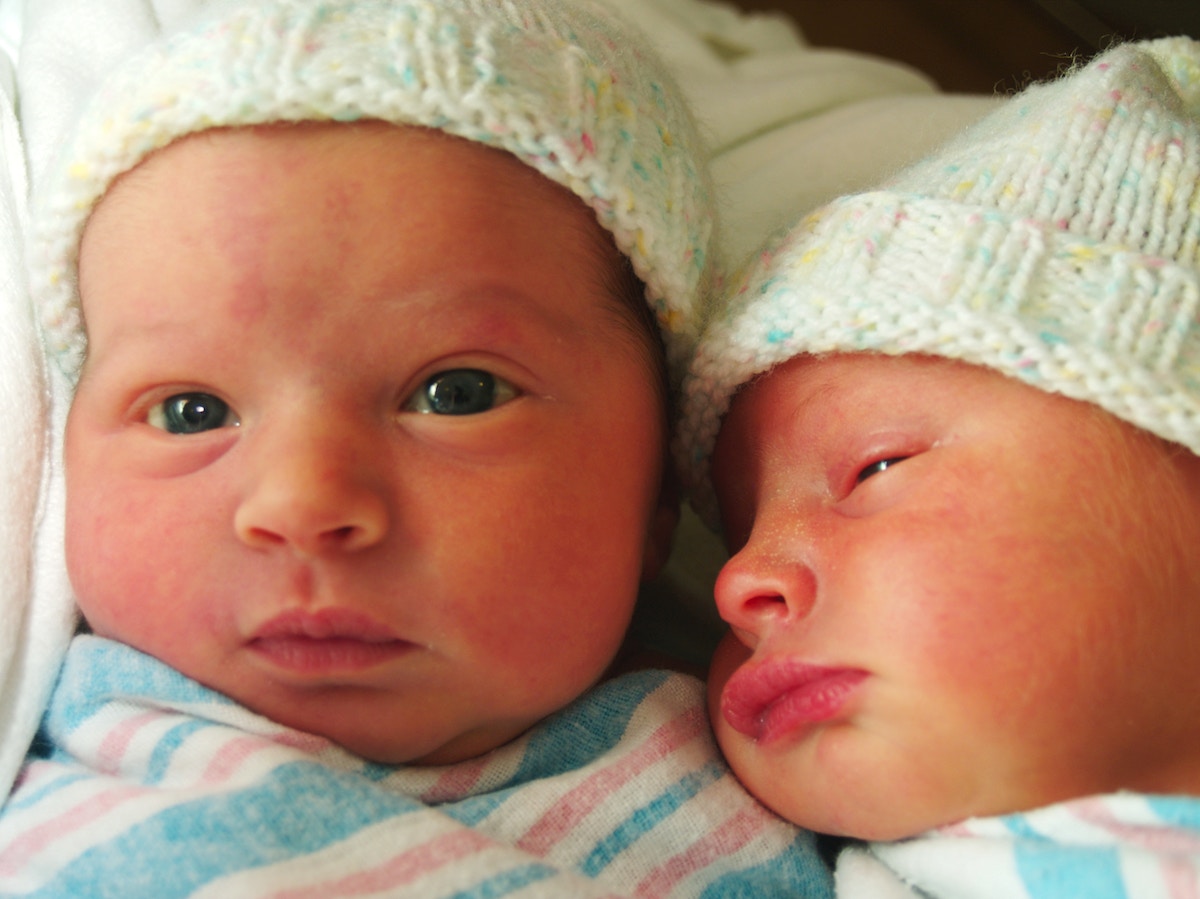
0, 0, 1000, 804
0, 12, 74, 817
598, 0, 1001, 264
837, 792, 1200, 899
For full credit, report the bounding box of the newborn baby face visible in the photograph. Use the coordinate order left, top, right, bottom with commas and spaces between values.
66, 122, 671, 764
709, 352, 1200, 838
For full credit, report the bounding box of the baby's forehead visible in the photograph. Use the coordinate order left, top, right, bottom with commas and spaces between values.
81, 122, 625, 278
73, 120, 662, 403
76, 123, 646, 352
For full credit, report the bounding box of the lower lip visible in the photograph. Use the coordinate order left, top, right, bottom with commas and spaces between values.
722, 666, 866, 744
250, 636, 415, 674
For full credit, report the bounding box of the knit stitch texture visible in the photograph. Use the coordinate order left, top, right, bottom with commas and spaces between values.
32, 0, 714, 383
678, 37, 1200, 522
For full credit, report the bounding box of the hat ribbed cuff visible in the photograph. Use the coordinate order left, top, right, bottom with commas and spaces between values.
33, 0, 712, 383
679, 190, 1200, 519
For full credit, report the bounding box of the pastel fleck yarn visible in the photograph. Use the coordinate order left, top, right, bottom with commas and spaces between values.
32, 0, 714, 384
678, 37, 1200, 525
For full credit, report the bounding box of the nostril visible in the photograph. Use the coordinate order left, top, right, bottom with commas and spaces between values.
743, 594, 788, 617
320, 519, 385, 553
241, 525, 287, 548
714, 553, 818, 630
234, 470, 389, 555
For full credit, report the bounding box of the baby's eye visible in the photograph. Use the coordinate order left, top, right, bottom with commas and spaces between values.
148, 393, 238, 434
855, 456, 908, 484
405, 369, 518, 416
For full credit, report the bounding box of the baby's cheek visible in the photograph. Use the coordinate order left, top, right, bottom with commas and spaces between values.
65, 478, 174, 636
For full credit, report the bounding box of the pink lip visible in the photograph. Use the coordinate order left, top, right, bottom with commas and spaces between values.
249, 609, 415, 674
721, 658, 866, 744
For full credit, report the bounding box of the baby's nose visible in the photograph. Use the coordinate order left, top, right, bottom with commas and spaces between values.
233, 423, 388, 556
713, 528, 818, 636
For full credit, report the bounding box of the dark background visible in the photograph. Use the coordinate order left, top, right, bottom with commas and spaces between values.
729, 0, 1200, 93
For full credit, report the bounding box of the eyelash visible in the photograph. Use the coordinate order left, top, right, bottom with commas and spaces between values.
855, 456, 908, 485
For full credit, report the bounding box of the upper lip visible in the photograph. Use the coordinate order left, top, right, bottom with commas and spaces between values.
721, 656, 866, 740
251, 608, 403, 643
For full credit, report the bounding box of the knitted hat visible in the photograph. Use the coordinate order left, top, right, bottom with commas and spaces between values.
32, 0, 714, 384
678, 37, 1200, 522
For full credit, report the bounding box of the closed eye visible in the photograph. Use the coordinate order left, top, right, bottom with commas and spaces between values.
855, 456, 908, 484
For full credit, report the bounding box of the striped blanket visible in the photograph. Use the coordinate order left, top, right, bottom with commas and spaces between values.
0, 636, 833, 898
837, 792, 1200, 898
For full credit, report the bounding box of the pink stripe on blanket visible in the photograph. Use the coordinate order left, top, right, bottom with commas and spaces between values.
268, 828, 496, 898
420, 756, 490, 804
516, 705, 707, 854
201, 735, 275, 785
267, 729, 335, 755
1070, 798, 1200, 855
1068, 799, 1200, 899
95, 710, 161, 775
1165, 863, 1200, 899
9, 759, 60, 793
0, 784, 145, 875
633, 804, 776, 897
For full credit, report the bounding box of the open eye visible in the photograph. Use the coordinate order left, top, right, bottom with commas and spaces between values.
148, 392, 239, 434
405, 369, 519, 416
855, 456, 908, 484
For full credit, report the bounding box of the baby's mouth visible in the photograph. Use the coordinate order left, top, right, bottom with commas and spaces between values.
721, 658, 867, 743
249, 608, 415, 673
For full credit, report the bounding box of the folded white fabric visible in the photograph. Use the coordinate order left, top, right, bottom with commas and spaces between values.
0, 32, 75, 811
838, 792, 1200, 899
0, 2, 19, 80
599, 0, 1000, 264
0, 0, 220, 811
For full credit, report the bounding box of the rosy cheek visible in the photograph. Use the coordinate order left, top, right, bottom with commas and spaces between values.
66, 481, 175, 634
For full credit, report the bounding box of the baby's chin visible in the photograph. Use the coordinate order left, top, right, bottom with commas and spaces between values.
721, 743, 1124, 843
733, 767, 976, 843
704, 668, 1007, 839
250, 696, 536, 767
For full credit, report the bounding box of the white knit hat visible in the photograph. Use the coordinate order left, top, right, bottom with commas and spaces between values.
32, 0, 714, 384
678, 37, 1200, 521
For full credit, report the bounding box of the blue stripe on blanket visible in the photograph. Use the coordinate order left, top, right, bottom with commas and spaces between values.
32, 642, 683, 897
581, 759, 725, 877
1014, 840, 1127, 899
512, 668, 673, 782
145, 718, 210, 785
3, 769, 89, 814
1147, 793, 1200, 829
445, 669, 671, 828
699, 831, 835, 899
31, 759, 440, 898
52, 638, 238, 726
449, 862, 557, 899
25, 639, 249, 806
1004, 815, 1127, 899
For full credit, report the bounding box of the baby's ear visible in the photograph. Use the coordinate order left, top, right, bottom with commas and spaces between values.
641, 467, 681, 581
